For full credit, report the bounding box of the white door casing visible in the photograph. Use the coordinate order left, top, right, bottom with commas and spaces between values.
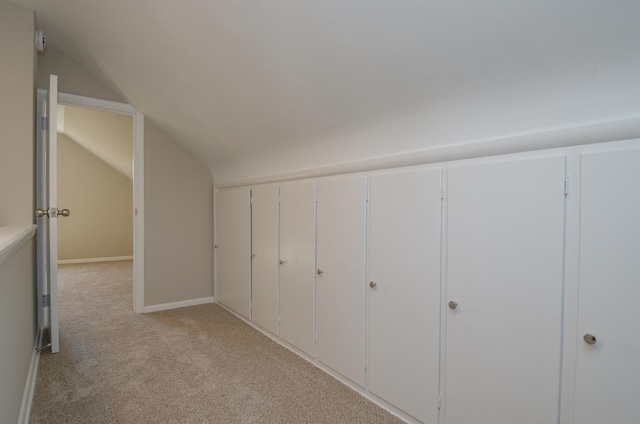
444, 156, 566, 424
367, 168, 442, 423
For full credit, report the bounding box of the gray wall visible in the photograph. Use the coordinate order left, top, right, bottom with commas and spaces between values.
58, 134, 133, 261
0, 0, 35, 227
38, 46, 214, 307
144, 120, 213, 305
0, 1, 37, 422
0, 239, 36, 423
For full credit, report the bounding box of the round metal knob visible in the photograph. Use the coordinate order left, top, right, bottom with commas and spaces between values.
35, 208, 47, 218
369, 281, 377, 288
317, 269, 323, 276
448, 301, 458, 310
59, 208, 70, 217
584, 334, 597, 345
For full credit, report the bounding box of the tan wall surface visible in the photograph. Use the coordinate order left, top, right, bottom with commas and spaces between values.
0, 1, 35, 226
37, 37, 214, 307
0, 239, 36, 423
38, 46, 125, 103
144, 120, 213, 306
0, 2, 37, 422
58, 134, 133, 260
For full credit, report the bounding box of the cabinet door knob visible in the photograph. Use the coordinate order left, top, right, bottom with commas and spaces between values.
584, 334, 597, 345
369, 281, 377, 288
279, 259, 285, 265
317, 269, 323, 276
448, 301, 458, 310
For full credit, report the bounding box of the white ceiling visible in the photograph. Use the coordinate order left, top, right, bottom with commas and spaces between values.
11, 0, 640, 183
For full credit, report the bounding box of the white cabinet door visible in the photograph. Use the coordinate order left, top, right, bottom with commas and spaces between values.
279, 181, 316, 357
316, 176, 367, 387
574, 148, 640, 424
368, 168, 442, 424
251, 185, 279, 335
216, 188, 251, 319
445, 156, 566, 424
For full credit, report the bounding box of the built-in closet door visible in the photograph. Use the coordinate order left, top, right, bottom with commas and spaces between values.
278, 181, 317, 357
250, 185, 279, 335
573, 147, 640, 424
368, 168, 442, 424
316, 176, 367, 387
216, 188, 251, 319
444, 156, 566, 424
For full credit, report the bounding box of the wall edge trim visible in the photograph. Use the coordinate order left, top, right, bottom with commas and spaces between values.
143, 297, 214, 313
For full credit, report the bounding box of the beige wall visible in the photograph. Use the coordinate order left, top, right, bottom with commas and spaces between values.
0, 239, 36, 424
145, 120, 213, 306
58, 133, 133, 261
38, 46, 125, 103
0, 2, 37, 422
0, 1, 35, 227
37, 41, 215, 307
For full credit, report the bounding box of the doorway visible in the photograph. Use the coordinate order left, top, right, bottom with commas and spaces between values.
36, 89, 145, 322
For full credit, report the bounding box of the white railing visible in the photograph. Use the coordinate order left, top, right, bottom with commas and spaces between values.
0, 225, 37, 269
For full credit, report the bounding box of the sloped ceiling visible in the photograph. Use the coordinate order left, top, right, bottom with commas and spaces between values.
11, 0, 640, 183
59, 105, 134, 179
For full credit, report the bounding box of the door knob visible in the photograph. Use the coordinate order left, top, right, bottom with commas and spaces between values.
279, 259, 285, 265
59, 208, 70, 217
584, 334, 597, 345
369, 281, 377, 288
317, 269, 323, 276
35, 208, 48, 218
448, 301, 458, 310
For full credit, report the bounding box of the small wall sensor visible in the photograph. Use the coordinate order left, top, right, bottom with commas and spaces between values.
35, 30, 46, 52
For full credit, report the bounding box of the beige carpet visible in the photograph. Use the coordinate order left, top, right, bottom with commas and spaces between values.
30, 261, 403, 423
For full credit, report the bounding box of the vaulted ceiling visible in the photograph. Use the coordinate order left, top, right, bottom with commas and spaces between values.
11, 0, 640, 183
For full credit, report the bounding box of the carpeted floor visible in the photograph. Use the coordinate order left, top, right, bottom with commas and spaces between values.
30, 261, 403, 423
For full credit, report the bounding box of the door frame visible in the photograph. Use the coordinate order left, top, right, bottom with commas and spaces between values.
37, 89, 145, 314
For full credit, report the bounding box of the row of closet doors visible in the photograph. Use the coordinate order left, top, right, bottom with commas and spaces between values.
215, 144, 640, 424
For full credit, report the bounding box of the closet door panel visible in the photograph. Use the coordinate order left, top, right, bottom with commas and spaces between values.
368, 168, 442, 424
445, 156, 565, 424
279, 181, 317, 356
574, 148, 640, 424
251, 185, 279, 335
316, 176, 367, 387
216, 188, 251, 319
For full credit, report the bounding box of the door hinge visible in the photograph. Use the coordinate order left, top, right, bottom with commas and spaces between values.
42, 294, 51, 308
441, 184, 445, 200
564, 177, 570, 197
41, 116, 48, 131
438, 394, 442, 409
364, 358, 368, 371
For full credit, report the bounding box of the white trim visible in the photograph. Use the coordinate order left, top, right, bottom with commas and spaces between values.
215, 302, 417, 424
143, 297, 214, 313
133, 111, 145, 314
39, 89, 146, 314
18, 327, 44, 424
215, 114, 640, 188
0, 225, 37, 269
57, 256, 133, 265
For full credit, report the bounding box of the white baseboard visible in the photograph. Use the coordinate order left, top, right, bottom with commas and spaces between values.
18, 327, 43, 424
214, 302, 417, 424
143, 297, 214, 313
58, 256, 133, 265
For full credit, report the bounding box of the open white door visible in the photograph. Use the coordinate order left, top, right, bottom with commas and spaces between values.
36, 75, 61, 353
